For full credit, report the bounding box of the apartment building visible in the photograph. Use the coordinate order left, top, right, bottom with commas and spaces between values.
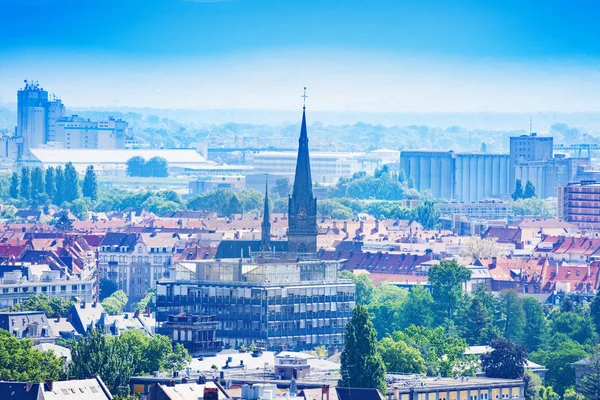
558, 181, 600, 230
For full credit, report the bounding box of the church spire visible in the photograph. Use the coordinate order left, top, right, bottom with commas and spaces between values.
288, 88, 318, 254
261, 175, 271, 251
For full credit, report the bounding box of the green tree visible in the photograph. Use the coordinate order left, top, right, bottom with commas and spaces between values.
481, 338, 527, 379
551, 312, 595, 345
538, 339, 587, 395
82, 165, 98, 200
340, 271, 375, 306
589, 290, 600, 335
522, 297, 547, 352
401, 285, 435, 329
524, 180, 537, 198
101, 290, 128, 315
513, 179, 524, 200
18, 294, 74, 318
30, 167, 44, 198
100, 278, 118, 301
339, 305, 387, 395
464, 296, 494, 345
54, 166, 64, 205
378, 336, 425, 374
20, 166, 31, 199
0, 329, 64, 381
274, 177, 291, 197
563, 388, 585, 400
225, 194, 242, 215
539, 386, 560, 400
69, 198, 89, 221
9, 172, 18, 199
580, 345, 600, 400
54, 213, 73, 231
499, 290, 526, 343
524, 371, 542, 400
513, 198, 555, 219
126, 156, 146, 177
414, 201, 440, 229
145, 156, 169, 177
63, 162, 80, 202
428, 259, 471, 321
45, 166, 56, 200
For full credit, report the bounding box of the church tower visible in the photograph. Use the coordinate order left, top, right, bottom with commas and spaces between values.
261, 176, 271, 251
288, 89, 318, 253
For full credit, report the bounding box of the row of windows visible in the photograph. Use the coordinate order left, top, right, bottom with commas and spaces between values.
1, 284, 87, 294
103, 255, 171, 264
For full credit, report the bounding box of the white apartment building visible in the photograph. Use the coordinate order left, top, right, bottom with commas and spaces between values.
54, 115, 127, 149
0, 264, 95, 308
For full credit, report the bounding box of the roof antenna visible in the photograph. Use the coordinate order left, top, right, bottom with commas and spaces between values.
529, 118, 533, 135
301, 87, 307, 110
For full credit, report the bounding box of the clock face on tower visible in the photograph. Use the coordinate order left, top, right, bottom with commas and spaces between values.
298, 208, 307, 220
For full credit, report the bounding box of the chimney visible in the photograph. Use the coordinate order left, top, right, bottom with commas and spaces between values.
80, 301, 86, 309
332, 221, 337, 230
92, 301, 97, 308
375, 219, 380, 232
146, 307, 151, 317
322, 384, 330, 400
490, 257, 497, 269
343, 221, 348, 232
56, 315, 60, 322
588, 263, 591, 278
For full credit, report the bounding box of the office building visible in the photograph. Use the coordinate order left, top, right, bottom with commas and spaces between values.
156, 256, 355, 349
435, 200, 513, 220
387, 376, 524, 400
159, 313, 222, 354
399, 151, 510, 202
509, 133, 553, 186
54, 115, 127, 149
558, 181, 600, 230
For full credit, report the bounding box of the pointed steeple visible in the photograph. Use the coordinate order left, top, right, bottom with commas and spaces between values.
261, 175, 271, 251
291, 104, 314, 201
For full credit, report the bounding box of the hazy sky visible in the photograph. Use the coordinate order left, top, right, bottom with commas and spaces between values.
1, 0, 599, 112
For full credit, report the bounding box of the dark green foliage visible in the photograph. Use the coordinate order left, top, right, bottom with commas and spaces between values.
135, 290, 156, 313
524, 180, 537, 199
413, 201, 440, 229
9, 172, 18, 199
590, 290, 600, 335
187, 189, 263, 216
339, 305, 387, 394
30, 167, 44, 198
273, 178, 291, 197
378, 336, 425, 374
82, 165, 98, 200
550, 311, 595, 345
20, 167, 30, 199
126, 156, 169, 177
531, 339, 587, 395
464, 296, 494, 345
499, 290, 525, 343
339, 271, 374, 306
17, 294, 74, 318
101, 290, 128, 315
481, 338, 527, 379
45, 166, 56, 199
331, 168, 417, 200
63, 162, 80, 202
522, 297, 547, 352
100, 278, 118, 301
428, 259, 471, 321
53, 213, 73, 231
0, 329, 64, 381
579, 345, 600, 400
512, 179, 524, 200
54, 166, 64, 205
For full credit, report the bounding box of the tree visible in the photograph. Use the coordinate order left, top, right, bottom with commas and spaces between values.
522, 297, 547, 352
550, 312, 595, 345
54, 213, 73, 231
340, 271, 375, 306
339, 305, 387, 395
540, 339, 587, 395
563, 388, 585, 400
126, 156, 146, 177
69, 198, 89, 221
0, 330, 64, 382
100, 290, 128, 315
414, 201, 439, 229
580, 345, 600, 400
30, 167, 44, 198
54, 166, 64, 205
524, 180, 537, 199
461, 236, 506, 260
9, 172, 18, 199
513, 198, 555, 219
481, 338, 527, 379
590, 290, 600, 335
100, 278, 118, 301
225, 195, 242, 216
378, 336, 425, 374
400, 285, 435, 329
145, 156, 169, 177
18, 294, 74, 318
63, 162, 80, 202
428, 259, 471, 321
524, 371, 542, 400
20, 166, 31, 199
499, 290, 526, 343
82, 165, 98, 200
464, 296, 494, 345
45, 166, 56, 199
513, 179, 524, 200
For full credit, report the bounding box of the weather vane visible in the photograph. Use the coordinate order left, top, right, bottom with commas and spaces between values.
301, 87, 307, 109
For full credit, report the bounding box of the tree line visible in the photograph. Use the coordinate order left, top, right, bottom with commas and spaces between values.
126, 156, 168, 177
339, 260, 600, 399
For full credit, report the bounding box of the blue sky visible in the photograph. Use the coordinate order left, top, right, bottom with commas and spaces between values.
1, 0, 600, 112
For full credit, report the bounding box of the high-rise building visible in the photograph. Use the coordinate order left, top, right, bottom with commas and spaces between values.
287, 107, 318, 253
558, 181, 600, 230
17, 81, 49, 154
55, 115, 127, 149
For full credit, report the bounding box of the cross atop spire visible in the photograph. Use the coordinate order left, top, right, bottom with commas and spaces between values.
301, 87, 308, 110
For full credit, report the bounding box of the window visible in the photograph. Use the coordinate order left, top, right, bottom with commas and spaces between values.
138, 247, 142, 254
